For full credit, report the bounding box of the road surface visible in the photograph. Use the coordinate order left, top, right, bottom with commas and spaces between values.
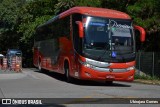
0, 68, 159, 107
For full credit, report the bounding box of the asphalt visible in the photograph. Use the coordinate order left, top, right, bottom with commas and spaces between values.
0, 68, 159, 107
0, 69, 26, 79
0, 68, 159, 85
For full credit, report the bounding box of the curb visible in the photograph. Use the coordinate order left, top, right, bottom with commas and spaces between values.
134, 79, 160, 85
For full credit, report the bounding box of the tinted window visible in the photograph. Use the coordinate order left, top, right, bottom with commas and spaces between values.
35, 16, 70, 41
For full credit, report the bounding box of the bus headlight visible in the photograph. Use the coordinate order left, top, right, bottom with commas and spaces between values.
78, 59, 95, 68
85, 63, 94, 68
127, 66, 135, 71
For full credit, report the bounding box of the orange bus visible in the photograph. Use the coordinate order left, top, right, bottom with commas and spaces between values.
33, 7, 145, 83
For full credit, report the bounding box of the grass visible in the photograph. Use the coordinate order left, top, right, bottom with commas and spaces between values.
134, 74, 160, 81
134, 74, 160, 85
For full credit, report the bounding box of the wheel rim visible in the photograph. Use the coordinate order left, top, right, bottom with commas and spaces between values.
65, 64, 72, 82
65, 67, 69, 78
38, 60, 41, 71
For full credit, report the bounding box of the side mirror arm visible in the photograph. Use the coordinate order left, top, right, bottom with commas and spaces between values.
134, 25, 146, 42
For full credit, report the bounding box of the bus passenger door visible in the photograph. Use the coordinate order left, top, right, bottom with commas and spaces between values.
33, 42, 40, 67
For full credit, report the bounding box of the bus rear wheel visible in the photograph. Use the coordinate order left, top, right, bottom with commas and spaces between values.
38, 58, 43, 72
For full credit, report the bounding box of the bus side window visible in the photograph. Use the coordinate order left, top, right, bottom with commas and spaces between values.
50, 16, 70, 39
60, 16, 70, 39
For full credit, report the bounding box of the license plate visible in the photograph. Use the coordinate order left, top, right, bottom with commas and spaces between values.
106, 75, 115, 79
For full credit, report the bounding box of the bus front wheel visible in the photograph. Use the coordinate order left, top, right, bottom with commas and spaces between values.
105, 81, 113, 85
64, 61, 72, 83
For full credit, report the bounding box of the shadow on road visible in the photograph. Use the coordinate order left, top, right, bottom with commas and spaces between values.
34, 70, 131, 87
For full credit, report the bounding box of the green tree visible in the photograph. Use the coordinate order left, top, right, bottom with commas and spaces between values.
127, 0, 160, 51
0, 0, 26, 51
127, 0, 158, 31
54, 0, 76, 15
101, 0, 137, 12
54, 0, 102, 15
76, 0, 101, 7
18, 0, 56, 43
18, 0, 57, 67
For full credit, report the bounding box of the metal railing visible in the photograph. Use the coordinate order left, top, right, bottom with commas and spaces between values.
136, 51, 160, 77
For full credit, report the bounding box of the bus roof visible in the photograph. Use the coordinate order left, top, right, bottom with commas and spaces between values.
37, 7, 131, 29
60, 7, 131, 19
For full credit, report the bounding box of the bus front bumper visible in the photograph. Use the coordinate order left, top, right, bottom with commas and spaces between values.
78, 65, 135, 82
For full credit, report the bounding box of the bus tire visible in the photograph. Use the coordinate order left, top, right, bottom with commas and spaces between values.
64, 61, 72, 83
105, 81, 113, 85
38, 58, 42, 72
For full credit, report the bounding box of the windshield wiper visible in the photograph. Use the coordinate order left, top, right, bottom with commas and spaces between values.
113, 45, 126, 62
97, 43, 110, 61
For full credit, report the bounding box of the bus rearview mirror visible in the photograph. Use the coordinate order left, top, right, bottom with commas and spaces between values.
76, 21, 84, 38
134, 25, 146, 42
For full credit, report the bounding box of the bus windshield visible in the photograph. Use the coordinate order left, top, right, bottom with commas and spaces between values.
83, 16, 135, 62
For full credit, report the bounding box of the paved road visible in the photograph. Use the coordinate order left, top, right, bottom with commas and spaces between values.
0, 68, 159, 107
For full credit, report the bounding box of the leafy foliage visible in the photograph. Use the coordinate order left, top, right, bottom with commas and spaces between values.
54, 0, 75, 14
18, 0, 56, 43
0, 0, 25, 31
54, 0, 102, 15
0, 0, 160, 66
0, 0, 26, 51
127, 0, 160, 51
76, 0, 101, 7
101, 0, 130, 12
127, 0, 160, 32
